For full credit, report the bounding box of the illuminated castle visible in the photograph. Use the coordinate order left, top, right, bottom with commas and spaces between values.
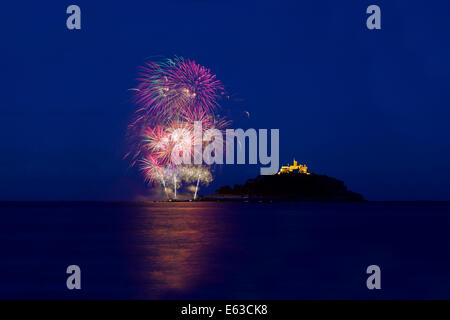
278, 159, 310, 175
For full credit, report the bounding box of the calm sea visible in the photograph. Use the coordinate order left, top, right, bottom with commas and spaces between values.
0, 202, 449, 299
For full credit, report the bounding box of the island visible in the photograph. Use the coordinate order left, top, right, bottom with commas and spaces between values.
201, 159, 364, 202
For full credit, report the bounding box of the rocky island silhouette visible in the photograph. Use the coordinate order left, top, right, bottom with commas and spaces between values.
203, 160, 364, 202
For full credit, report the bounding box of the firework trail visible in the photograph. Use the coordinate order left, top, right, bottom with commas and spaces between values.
127, 56, 229, 200
180, 165, 213, 200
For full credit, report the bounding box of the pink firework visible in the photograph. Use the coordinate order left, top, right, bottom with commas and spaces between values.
141, 125, 173, 166
164, 59, 223, 114
141, 121, 195, 168
127, 57, 231, 199
139, 155, 166, 185
134, 57, 223, 122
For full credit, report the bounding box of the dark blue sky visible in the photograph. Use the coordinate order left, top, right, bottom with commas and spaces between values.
1, 0, 450, 201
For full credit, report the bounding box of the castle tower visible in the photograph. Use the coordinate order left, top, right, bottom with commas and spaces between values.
278, 158, 310, 175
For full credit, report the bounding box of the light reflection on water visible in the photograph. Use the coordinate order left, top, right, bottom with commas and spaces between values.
1, 202, 449, 299
130, 203, 226, 298
117, 201, 450, 299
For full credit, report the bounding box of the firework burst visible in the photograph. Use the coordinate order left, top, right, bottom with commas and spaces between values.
127, 57, 230, 200
134, 57, 223, 123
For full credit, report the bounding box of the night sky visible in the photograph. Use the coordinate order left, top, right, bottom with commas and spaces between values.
1, 0, 450, 201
